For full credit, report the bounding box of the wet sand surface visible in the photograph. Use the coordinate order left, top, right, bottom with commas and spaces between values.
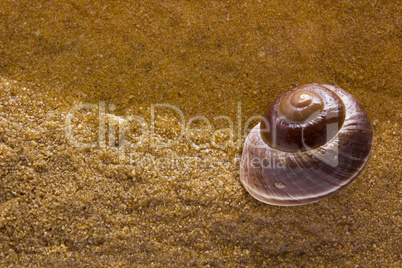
0, 0, 401, 267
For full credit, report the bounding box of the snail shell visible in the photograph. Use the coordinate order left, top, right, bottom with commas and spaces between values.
240, 84, 373, 206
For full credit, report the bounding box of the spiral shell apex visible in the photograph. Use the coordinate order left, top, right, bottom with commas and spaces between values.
240, 84, 373, 206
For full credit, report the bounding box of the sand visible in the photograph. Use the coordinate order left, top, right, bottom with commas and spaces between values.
0, 0, 401, 267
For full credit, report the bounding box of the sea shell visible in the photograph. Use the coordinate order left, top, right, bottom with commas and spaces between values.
240, 84, 373, 206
